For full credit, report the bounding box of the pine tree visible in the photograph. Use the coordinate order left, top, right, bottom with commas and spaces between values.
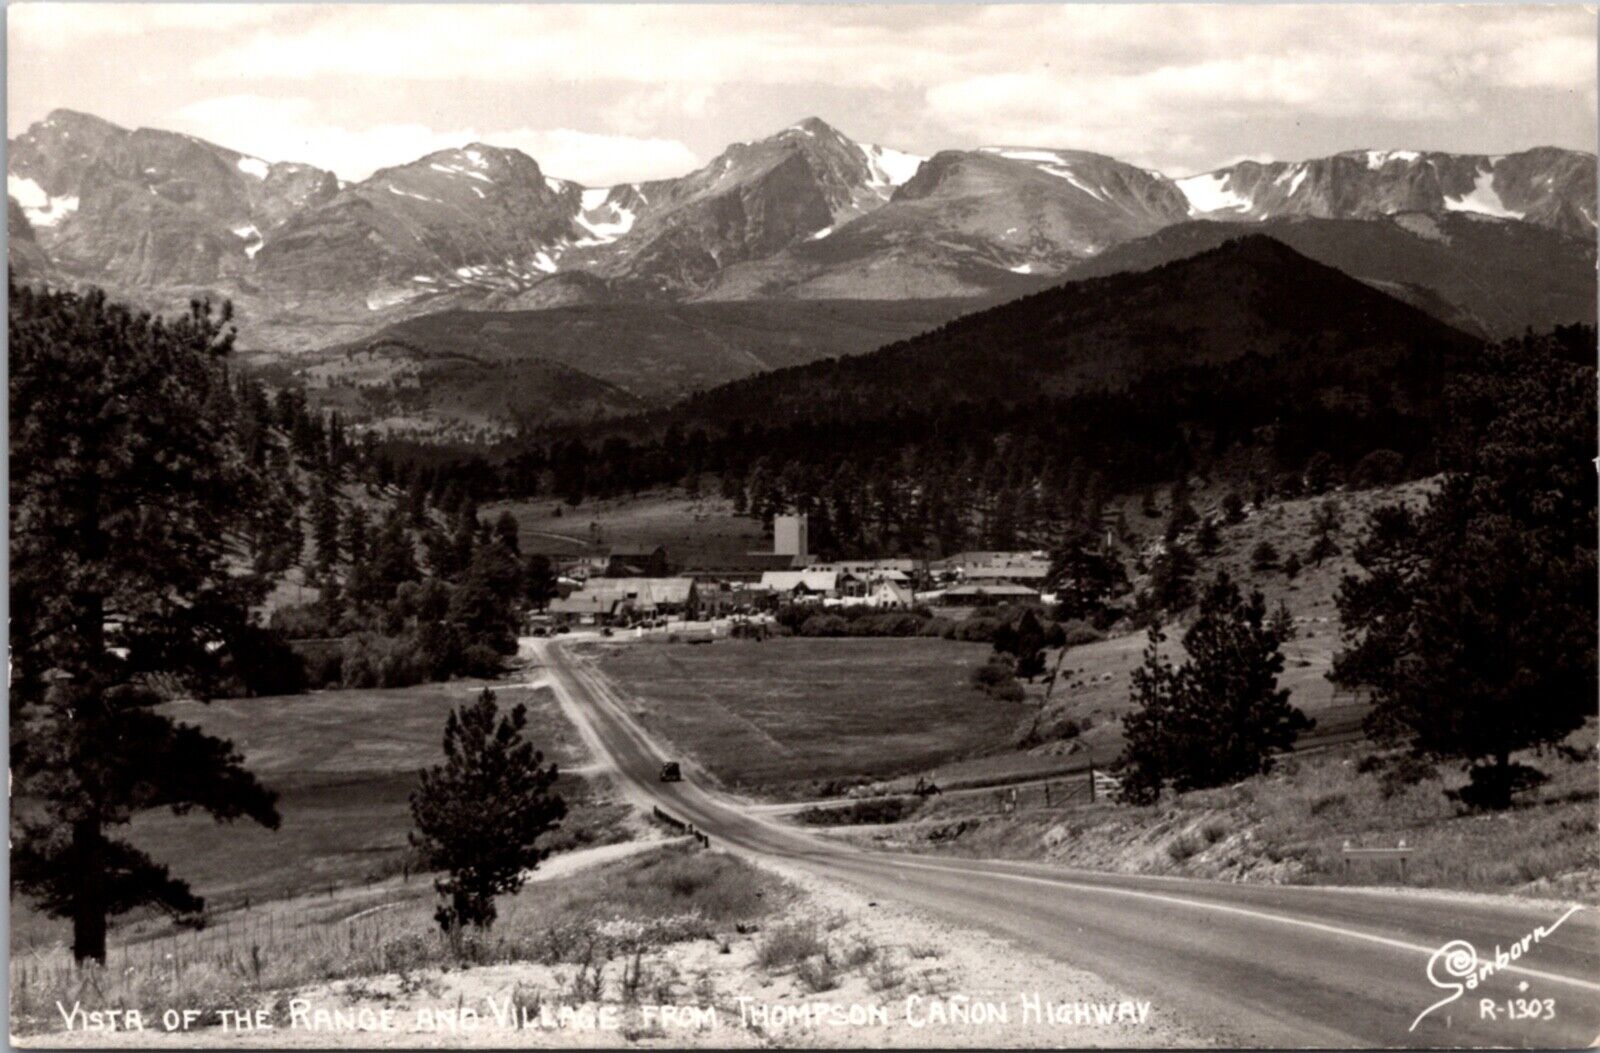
447, 541, 524, 656
1119, 573, 1311, 802
9, 283, 281, 962
1050, 530, 1128, 622
410, 688, 565, 931
1333, 330, 1596, 809
311, 471, 342, 572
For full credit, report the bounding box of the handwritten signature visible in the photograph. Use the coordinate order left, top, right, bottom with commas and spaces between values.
1409, 905, 1584, 1031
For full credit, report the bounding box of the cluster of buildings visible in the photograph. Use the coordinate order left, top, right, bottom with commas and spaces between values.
539, 514, 1051, 627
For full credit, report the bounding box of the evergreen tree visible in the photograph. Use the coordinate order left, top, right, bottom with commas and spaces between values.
523, 554, 558, 611
1119, 573, 1311, 802
311, 472, 341, 572
9, 283, 281, 962
410, 688, 565, 931
1147, 542, 1197, 613
493, 511, 521, 554
447, 541, 525, 655
1332, 331, 1596, 809
1050, 530, 1128, 622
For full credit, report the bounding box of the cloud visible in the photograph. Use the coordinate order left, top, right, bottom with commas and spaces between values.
9, 3, 280, 49
173, 95, 699, 184
13, 4, 1596, 178
603, 84, 716, 137
920, 6, 1595, 169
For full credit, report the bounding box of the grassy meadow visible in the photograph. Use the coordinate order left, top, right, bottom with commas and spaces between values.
11, 678, 629, 957
588, 636, 1026, 798
483, 489, 767, 565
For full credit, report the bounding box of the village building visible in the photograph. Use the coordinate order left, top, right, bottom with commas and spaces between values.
759, 569, 840, 601
547, 576, 698, 625
547, 590, 626, 626
604, 545, 669, 578
930, 551, 1051, 585
862, 579, 915, 609
938, 583, 1043, 607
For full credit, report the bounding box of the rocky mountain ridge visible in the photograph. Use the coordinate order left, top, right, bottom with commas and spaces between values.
11, 108, 1594, 351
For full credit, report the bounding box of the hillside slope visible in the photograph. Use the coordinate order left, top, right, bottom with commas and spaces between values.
681, 235, 1480, 420
277, 296, 993, 433
1056, 213, 1597, 339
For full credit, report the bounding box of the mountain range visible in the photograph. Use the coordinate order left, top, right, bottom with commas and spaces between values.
9, 108, 1596, 427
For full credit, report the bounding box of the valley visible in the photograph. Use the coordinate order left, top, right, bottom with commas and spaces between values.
9, 69, 1597, 1050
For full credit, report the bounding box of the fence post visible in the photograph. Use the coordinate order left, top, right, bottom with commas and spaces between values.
1089, 762, 1096, 803
1044, 782, 1051, 807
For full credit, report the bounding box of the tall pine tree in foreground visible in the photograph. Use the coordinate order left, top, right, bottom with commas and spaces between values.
410, 688, 565, 932
1119, 572, 1311, 803
9, 281, 282, 962
1332, 328, 1597, 809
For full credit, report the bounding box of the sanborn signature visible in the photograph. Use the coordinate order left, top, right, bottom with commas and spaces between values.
1408, 905, 1584, 1031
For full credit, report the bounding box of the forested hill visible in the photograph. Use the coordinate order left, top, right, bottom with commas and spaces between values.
677, 235, 1480, 422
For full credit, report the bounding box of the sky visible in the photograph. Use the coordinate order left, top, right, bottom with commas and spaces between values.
7, 4, 1597, 186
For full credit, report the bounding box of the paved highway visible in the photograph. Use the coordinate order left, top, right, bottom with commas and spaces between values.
533, 638, 1600, 1048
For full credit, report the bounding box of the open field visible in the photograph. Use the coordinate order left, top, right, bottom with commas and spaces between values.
485, 489, 766, 566
586, 637, 1026, 798
11, 677, 629, 956
840, 724, 1600, 900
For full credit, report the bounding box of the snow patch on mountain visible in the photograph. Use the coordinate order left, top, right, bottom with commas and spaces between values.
574, 197, 637, 245
387, 184, 442, 203
580, 187, 611, 211
232, 223, 265, 259
810, 226, 833, 240
8, 174, 78, 227
980, 148, 1111, 202
860, 143, 924, 190
237, 156, 270, 180
1443, 168, 1524, 220
430, 162, 494, 184
1361, 149, 1422, 171
1176, 171, 1253, 215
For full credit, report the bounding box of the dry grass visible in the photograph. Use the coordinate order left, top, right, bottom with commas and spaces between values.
10, 843, 783, 1035
872, 722, 1599, 900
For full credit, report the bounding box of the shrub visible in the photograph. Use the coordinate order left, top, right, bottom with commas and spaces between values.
1060, 619, 1103, 646
794, 797, 921, 826
1348, 448, 1405, 489
757, 922, 826, 970
991, 681, 1027, 703
797, 954, 841, 992
970, 656, 1015, 689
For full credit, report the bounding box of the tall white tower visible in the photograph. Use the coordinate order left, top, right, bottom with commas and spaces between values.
774, 513, 809, 558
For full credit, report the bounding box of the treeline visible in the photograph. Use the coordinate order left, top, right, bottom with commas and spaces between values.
1113, 326, 1597, 810
231, 373, 555, 691
364, 319, 1524, 561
